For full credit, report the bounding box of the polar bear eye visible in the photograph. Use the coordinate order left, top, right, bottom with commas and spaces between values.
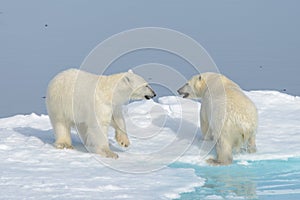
199, 75, 201, 80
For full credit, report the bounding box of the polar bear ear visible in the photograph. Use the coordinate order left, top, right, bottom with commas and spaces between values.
123, 74, 131, 84
128, 69, 134, 74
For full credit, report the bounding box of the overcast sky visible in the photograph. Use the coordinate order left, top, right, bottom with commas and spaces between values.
0, 0, 300, 117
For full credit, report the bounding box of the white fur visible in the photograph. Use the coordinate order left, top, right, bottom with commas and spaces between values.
46, 69, 155, 158
178, 72, 258, 165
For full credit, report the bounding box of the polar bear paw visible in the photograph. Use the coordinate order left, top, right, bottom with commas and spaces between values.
206, 158, 232, 166
54, 143, 74, 149
247, 146, 257, 153
115, 133, 130, 148
206, 158, 223, 166
99, 149, 119, 159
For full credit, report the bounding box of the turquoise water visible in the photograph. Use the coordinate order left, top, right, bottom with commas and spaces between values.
172, 158, 300, 200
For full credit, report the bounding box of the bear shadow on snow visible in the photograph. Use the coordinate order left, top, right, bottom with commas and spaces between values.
15, 127, 126, 154
14, 127, 86, 153
14, 127, 54, 145
151, 113, 204, 147
151, 109, 218, 160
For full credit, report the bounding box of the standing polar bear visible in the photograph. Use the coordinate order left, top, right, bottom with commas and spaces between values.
46, 69, 156, 158
178, 72, 258, 165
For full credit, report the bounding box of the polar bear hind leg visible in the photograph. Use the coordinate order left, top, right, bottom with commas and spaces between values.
53, 121, 73, 149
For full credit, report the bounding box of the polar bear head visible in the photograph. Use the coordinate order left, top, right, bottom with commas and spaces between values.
177, 72, 225, 99
119, 70, 156, 101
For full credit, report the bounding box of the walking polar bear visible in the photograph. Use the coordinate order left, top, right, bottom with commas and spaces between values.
178, 72, 258, 165
46, 69, 156, 158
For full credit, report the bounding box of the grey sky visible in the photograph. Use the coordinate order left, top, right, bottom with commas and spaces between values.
0, 0, 300, 117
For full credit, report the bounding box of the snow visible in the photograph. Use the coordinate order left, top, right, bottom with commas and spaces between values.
1, 90, 300, 199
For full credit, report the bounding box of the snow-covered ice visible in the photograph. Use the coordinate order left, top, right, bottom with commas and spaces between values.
1, 90, 300, 199
0, 115, 203, 200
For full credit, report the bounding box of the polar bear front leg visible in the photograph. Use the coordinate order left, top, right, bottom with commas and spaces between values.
201, 117, 212, 140
96, 124, 119, 159
112, 113, 130, 148
97, 123, 119, 159
247, 134, 257, 153
207, 138, 233, 165
81, 124, 118, 159
200, 106, 213, 140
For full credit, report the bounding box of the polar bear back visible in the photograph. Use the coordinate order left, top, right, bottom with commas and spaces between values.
223, 87, 257, 136
203, 74, 258, 144
46, 69, 113, 124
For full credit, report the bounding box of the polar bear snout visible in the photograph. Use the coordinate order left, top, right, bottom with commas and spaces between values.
145, 94, 155, 100
144, 85, 156, 100
177, 83, 192, 98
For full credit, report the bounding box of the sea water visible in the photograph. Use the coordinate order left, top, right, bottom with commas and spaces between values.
172, 157, 300, 199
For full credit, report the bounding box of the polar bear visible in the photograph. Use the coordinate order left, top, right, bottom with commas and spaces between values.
46, 69, 156, 158
177, 72, 258, 165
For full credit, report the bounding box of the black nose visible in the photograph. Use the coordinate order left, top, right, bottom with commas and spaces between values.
177, 88, 183, 95
145, 92, 156, 100
149, 86, 156, 97
177, 83, 188, 94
